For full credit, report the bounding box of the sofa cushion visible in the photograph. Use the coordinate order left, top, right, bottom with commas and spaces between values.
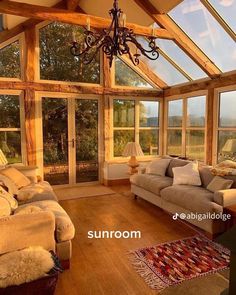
160, 185, 222, 214
0, 167, 31, 189
17, 181, 58, 204
146, 159, 171, 176
0, 186, 18, 211
130, 174, 173, 195
166, 158, 190, 178
15, 200, 75, 243
207, 176, 233, 192
199, 166, 215, 188
0, 197, 11, 217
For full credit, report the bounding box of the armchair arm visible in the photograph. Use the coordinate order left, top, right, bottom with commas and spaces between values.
214, 189, 236, 207
0, 211, 55, 255
9, 165, 39, 183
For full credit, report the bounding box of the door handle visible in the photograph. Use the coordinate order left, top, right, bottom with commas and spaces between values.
68, 139, 75, 148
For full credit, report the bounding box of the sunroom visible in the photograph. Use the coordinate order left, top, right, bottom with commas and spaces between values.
0, 0, 235, 294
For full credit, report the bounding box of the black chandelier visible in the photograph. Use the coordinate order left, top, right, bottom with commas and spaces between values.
70, 0, 159, 67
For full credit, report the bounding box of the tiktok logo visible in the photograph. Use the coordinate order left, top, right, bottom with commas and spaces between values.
172, 213, 179, 220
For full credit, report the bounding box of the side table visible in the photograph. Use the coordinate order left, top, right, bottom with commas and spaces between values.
223, 204, 236, 230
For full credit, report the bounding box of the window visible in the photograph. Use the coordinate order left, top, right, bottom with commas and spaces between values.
113, 99, 159, 157
217, 90, 236, 162
0, 94, 24, 163
0, 41, 21, 78
39, 22, 100, 83
115, 58, 153, 88
166, 96, 206, 161
169, 0, 236, 72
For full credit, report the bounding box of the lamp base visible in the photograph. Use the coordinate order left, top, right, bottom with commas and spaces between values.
128, 156, 139, 174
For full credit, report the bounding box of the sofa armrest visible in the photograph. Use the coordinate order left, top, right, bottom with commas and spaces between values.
214, 189, 236, 207
0, 211, 55, 255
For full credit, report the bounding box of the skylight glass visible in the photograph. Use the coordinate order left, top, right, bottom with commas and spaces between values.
138, 37, 189, 86
169, 0, 236, 72
157, 39, 208, 80
208, 0, 236, 32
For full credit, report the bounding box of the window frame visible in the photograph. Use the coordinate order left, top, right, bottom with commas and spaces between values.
164, 91, 207, 162
213, 85, 236, 165
0, 34, 24, 81
110, 96, 163, 161
35, 21, 103, 87
0, 90, 26, 165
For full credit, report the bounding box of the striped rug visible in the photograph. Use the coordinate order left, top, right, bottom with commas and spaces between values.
129, 235, 230, 291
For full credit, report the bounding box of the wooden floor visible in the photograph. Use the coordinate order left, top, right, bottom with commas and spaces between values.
55, 185, 196, 295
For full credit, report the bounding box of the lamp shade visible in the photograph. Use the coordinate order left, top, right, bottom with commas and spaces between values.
222, 139, 236, 153
122, 142, 144, 157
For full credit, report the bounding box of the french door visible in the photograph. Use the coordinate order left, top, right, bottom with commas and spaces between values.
41, 96, 100, 186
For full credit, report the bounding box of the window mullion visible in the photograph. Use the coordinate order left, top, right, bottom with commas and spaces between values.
182, 98, 187, 157
135, 100, 139, 144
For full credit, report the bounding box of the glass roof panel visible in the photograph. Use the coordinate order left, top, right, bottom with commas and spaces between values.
115, 58, 154, 88
137, 37, 189, 86
169, 0, 236, 72
208, 0, 236, 32
157, 39, 208, 79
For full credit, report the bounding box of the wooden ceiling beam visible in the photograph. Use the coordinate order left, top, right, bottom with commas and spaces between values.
0, 1, 66, 44
0, 0, 173, 39
133, 0, 221, 78
164, 71, 236, 97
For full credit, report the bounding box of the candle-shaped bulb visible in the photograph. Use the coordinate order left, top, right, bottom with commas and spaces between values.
122, 13, 126, 27
87, 17, 91, 31
152, 24, 155, 37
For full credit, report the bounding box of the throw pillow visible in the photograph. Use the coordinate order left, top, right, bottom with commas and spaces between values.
0, 167, 31, 189
146, 159, 171, 176
0, 196, 11, 217
0, 174, 19, 195
207, 176, 233, 192
0, 185, 18, 211
173, 161, 202, 186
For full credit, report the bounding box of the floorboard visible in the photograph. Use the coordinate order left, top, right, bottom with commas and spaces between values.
55, 185, 198, 295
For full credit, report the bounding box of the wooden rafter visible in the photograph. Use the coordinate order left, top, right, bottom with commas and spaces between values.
133, 0, 221, 77
0, 1, 67, 44
0, 0, 173, 39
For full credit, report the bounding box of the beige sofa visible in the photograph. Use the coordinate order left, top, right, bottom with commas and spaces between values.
0, 166, 75, 266
130, 158, 236, 235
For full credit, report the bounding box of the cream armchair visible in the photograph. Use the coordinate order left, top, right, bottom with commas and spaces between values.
0, 165, 75, 269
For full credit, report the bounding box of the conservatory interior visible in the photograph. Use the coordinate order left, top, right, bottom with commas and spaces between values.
0, 0, 235, 294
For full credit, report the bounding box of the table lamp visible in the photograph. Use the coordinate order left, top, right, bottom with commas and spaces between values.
122, 142, 144, 174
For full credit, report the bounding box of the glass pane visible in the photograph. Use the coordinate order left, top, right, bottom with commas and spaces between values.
218, 131, 236, 162
219, 90, 236, 127
157, 39, 207, 80
169, 0, 236, 72
137, 37, 188, 86
113, 100, 135, 127
140, 101, 159, 127
115, 58, 153, 88
0, 131, 21, 163
187, 96, 206, 127
42, 98, 69, 185
75, 99, 98, 183
208, 0, 236, 32
40, 22, 100, 83
167, 130, 182, 156
186, 130, 205, 161
139, 129, 159, 155
0, 41, 21, 78
114, 130, 134, 157
0, 95, 20, 128
168, 100, 183, 127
